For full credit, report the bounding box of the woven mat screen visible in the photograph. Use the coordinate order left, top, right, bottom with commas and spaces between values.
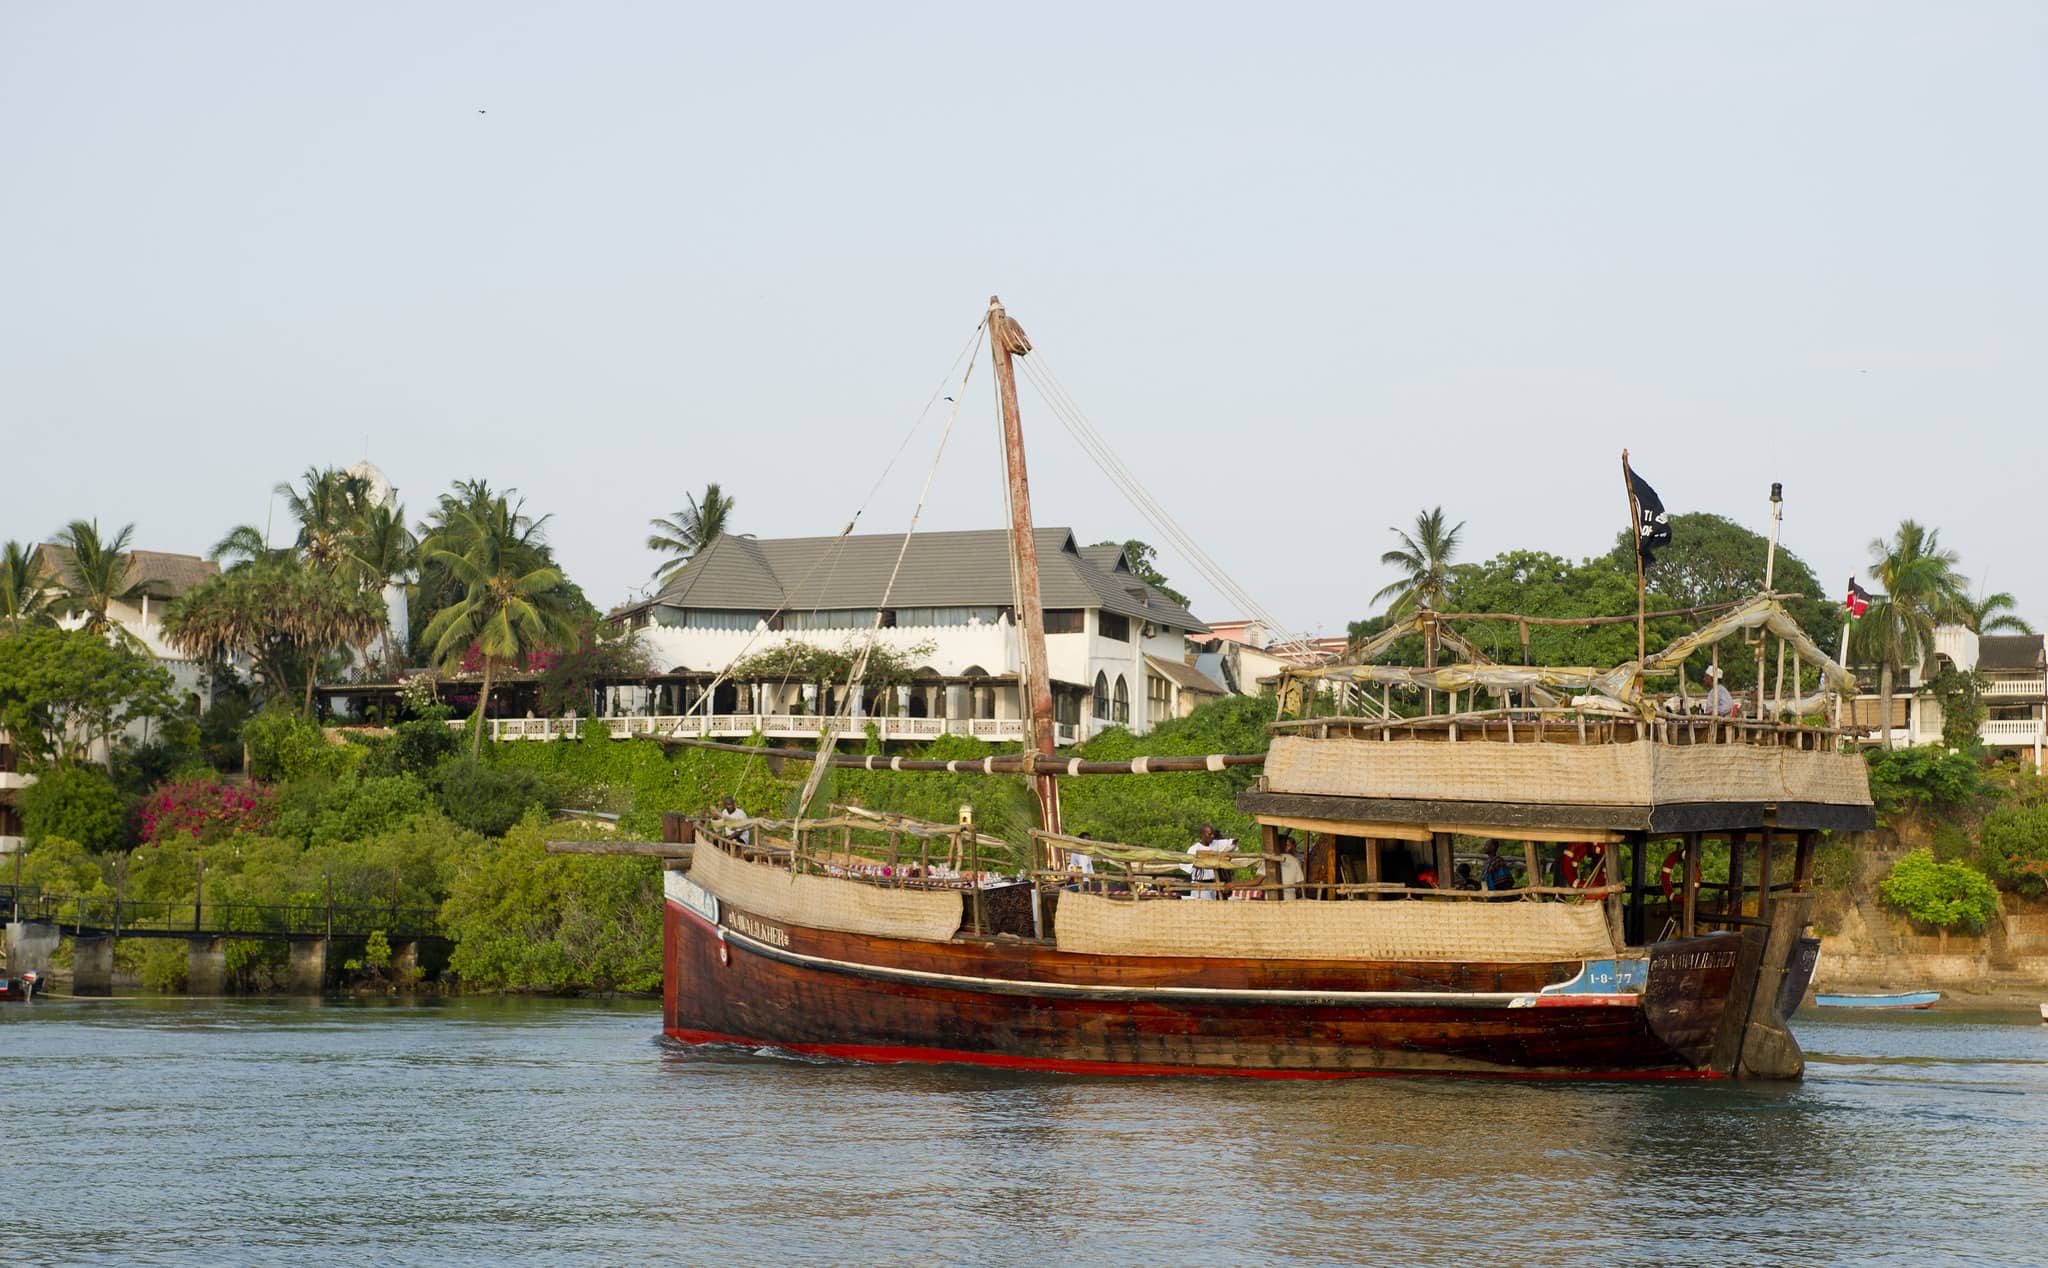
1053, 891, 1618, 963
691, 844, 964, 943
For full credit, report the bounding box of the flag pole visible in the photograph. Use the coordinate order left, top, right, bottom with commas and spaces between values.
1622, 450, 1646, 688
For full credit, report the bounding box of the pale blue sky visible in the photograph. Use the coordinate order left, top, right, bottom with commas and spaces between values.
4, 3, 2043, 635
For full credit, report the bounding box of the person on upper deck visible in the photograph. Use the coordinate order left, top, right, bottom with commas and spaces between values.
715, 796, 752, 845
1273, 834, 1305, 900
1700, 664, 1738, 718
1184, 824, 1233, 899
1481, 841, 1515, 894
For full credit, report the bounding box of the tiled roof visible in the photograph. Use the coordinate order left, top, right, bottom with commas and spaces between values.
644, 528, 1207, 632
34, 545, 220, 599
1143, 654, 1228, 697
1979, 634, 2045, 673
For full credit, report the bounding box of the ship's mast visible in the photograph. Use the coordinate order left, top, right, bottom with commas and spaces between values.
987, 295, 1062, 834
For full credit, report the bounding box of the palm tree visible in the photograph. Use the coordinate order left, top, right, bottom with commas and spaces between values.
647, 483, 738, 582
1966, 591, 2034, 636
345, 502, 417, 674
287, 569, 388, 716
1, 540, 58, 631
276, 466, 371, 574
1371, 507, 1464, 668
54, 519, 141, 636
1856, 520, 1971, 749
209, 523, 297, 571
421, 496, 580, 758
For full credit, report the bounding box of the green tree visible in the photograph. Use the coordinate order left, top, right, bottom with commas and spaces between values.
1, 540, 59, 631
276, 466, 372, 574
1878, 847, 1999, 933
51, 519, 142, 637
1091, 539, 1189, 607
1856, 521, 1970, 749
647, 482, 738, 583
0, 625, 177, 767
162, 563, 384, 716
420, 493, 581, 758
208, 523, 296, 571
1981, 802, 2048, 896
346, 502, 417, 671
1372, 507, 1464, 621
1966, 591, 2034, 636
18, 766, 130, 852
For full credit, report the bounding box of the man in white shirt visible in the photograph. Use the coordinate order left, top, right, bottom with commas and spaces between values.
1700, 664, 1737, 718
715, 796, 752, 845
1184, 824, 1235, 899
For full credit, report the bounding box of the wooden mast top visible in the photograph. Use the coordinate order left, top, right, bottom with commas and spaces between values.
987, 295, 1062, 834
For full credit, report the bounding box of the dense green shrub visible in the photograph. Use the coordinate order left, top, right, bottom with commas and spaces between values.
16, 836, 109, 898
391, 716, 462, 775
1981, 802, 2048, 897
138, 939, 189, 993
433, 761, 554, 837
19, 765, 130, 852
1865, 746, 1985, 813
244, 710, 358, 783
442, 817, 663, 992
1878, 847, 1999, 933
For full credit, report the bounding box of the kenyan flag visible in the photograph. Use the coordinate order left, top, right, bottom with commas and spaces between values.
1845, 577, 1873, 620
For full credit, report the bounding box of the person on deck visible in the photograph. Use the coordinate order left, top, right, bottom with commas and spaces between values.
1698, 664, 1738, 718
1184, 824, 1233, 900
1064, 832, 1097, 892
715, 796, 752, 846
1273, 834, 1306, 900
1481, 842, 1516, 894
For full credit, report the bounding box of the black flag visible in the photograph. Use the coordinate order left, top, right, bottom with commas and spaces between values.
1629, 468, 1671, 565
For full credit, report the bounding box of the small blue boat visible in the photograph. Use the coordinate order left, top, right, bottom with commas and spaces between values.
1815, 990, 1941, 1010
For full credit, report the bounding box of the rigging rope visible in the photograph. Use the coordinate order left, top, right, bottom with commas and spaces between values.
1014, 352, 1324, 664
793, 322, 988, 820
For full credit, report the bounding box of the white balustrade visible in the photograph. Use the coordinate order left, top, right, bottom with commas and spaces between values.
1982, 679, 2047, 698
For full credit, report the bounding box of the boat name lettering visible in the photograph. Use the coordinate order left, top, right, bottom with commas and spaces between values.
728, 911, 790, 947
1663, 948, 1737, 972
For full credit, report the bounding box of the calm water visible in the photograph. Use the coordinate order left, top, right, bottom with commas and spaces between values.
4, 998, 2045, 1267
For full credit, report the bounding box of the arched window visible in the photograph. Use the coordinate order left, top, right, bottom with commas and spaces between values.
1113, 675, 1130, 725
1093, 672, 1109, 720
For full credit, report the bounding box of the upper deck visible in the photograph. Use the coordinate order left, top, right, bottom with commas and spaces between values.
1242, 713, 1874, 836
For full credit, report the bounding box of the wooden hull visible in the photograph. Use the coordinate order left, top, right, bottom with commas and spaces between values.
662, 886, 1756, 1080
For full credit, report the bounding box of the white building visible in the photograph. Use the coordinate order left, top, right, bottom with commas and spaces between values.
0, 731, 30, 858
1850, 627, 2045, 768
603, 528, 1222, 744
32, 544, 222, 713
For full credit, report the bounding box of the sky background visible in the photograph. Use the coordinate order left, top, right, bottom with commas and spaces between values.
4, 2, 2043, 638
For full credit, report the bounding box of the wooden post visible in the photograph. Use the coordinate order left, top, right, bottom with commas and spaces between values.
1681, 832, 1700, 938
1522, 840, 1540, 893
986, 296, 1061, 836
1621, 451, 1646, 681
1260, 823, 1278, 897
1363, 837, 1381, 901
1793, 830, 1816, 892
1726, 833, 1747, 920
194, 857, 204, 932
1757, 831, 1775, 920
1628, 833, 1648, 946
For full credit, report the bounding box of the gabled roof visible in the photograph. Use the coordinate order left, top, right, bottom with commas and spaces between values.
1143, 654, 1228, 697
33, 545, 220, 600
642, 528, 1207, 632
1979, 634, 2045, 673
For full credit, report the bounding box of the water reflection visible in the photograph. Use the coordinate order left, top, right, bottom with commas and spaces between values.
5, 1000, 2044, 1265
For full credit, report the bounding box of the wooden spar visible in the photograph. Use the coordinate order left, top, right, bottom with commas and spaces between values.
663, 735, 1263, 775
1757, 483, 1782, 719
987, 295, 1061, 837
1622, 450, 1646, 681
546, 840, 693, 858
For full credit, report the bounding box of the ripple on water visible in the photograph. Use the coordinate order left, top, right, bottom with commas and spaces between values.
4, 1001, 2046, 1266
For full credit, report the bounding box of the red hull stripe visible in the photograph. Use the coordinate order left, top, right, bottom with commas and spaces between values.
662, 1026, 1726, 1082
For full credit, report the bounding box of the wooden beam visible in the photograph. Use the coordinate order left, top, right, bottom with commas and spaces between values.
545, 841, 693, 858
